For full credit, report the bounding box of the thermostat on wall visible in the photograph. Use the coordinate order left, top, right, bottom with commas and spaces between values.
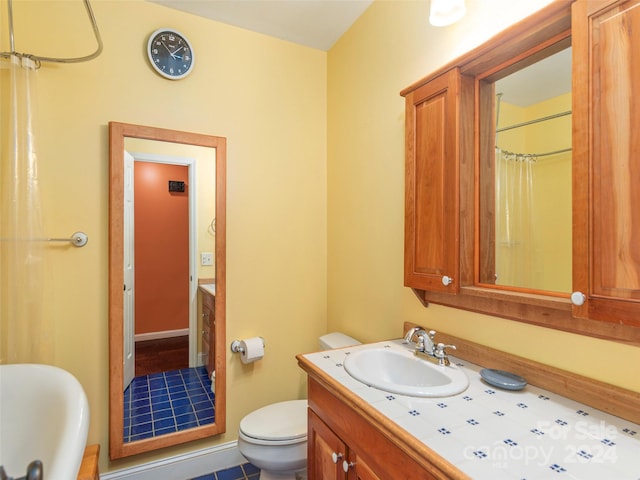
168, 180, 185, 192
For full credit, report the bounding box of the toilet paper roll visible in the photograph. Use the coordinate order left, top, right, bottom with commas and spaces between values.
239, 337, 264, 364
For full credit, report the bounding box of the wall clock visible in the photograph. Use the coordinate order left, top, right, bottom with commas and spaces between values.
147, 28, 194, 80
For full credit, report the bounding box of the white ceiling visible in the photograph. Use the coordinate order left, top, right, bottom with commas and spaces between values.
496, 47, 572, 107
147, 0, 374, 51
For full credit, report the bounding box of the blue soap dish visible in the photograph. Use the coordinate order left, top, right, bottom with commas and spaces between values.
480, 368, 527, 391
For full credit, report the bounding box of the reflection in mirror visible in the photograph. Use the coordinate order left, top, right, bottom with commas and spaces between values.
109, 123, 226, 459
478, 44, 572, 294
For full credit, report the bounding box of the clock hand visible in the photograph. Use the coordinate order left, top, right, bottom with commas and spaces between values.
161, 42, 173, 55
161, 42, 181, 60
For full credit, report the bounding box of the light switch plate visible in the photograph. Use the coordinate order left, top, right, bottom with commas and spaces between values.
200, 252, 213, 266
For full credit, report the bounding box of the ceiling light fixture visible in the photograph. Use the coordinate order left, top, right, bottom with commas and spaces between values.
429, 0, 466, 27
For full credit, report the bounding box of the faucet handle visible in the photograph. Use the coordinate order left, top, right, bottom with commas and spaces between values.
435, 342, 456, 357
434, 343, 456, 366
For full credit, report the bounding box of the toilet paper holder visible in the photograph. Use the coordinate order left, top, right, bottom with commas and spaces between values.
230, 338, 264, 354
230, 340, 245, 353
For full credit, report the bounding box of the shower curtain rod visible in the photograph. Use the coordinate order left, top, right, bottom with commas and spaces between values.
1, 231, 89, 247
496, 110, 572, 133
0, 0, 102, 67
496, 146, 572, 159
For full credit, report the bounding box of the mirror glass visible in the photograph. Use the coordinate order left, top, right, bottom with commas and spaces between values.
109, 122, 226, 459
478, 44, 572, 294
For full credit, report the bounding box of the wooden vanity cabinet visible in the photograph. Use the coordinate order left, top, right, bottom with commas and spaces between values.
308, 409, 348, 480
309, 410, 382, 480
306, 376, 461, 480
201, 290, 216, 375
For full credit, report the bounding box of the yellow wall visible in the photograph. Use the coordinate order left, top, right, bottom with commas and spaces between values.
527, 94, 572, 292
1, 0, 327, 472
326, 0, 639, 393
2, 0, 640, 475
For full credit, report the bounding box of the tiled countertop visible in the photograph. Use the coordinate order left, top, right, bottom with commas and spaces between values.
302, 340, 640, 480
199, 283, 216, 296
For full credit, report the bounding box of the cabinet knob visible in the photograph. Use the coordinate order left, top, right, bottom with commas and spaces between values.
343, 460, 355, 473
442, 275, 453, 286
331, 452, 343, 464
571, 291, 586, 306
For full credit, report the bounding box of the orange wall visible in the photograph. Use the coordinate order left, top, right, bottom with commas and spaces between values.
134, 162, 189, 335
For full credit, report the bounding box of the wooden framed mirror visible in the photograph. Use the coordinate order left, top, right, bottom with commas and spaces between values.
109, 122, 226, 459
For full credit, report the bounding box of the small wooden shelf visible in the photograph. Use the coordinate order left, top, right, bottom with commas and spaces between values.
77, 444, 100, 480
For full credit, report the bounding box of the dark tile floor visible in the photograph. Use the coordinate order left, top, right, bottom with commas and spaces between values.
192, 463, 260, 480
123, 366, 215, 443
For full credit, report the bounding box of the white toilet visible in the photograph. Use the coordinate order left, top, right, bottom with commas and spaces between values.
237, 332, 360, 480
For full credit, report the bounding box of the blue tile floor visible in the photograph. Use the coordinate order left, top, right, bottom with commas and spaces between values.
192, 463, 260, 480
124, 366, 215, 443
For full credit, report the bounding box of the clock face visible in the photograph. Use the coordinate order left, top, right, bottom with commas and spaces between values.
147, 29, 194, 80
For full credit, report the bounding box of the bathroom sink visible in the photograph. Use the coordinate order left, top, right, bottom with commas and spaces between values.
343, 345, 468, 397
0, 364, 90, 480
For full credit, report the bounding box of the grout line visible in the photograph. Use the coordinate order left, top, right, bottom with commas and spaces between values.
124, 366, 215, 443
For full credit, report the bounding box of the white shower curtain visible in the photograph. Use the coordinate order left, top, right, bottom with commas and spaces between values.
0, 55, 51, 363
494, 148, 536, 289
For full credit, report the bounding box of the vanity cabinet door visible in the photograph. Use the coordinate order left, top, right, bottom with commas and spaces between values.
309, 409, 383, 480
347, 452, 383, 480
572, 0, 640, 327
309, 409, 347, 480
307, 378, 445, 480
201, 291, 216, 375
404, 68, 464, 293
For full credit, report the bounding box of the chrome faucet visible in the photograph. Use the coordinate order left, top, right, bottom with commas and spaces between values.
405, 327, 456, 366
403, 326, 424, 344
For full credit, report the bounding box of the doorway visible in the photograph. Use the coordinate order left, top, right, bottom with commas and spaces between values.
123, 151, 197, 390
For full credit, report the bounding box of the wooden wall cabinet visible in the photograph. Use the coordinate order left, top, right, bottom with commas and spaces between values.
401, 0, 640, 344
404, 68, 473, 293
571, 0, 640, 328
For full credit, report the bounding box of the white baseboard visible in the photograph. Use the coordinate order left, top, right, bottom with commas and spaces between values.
101, 441, 245, 480
198, 352, 207, 367
134, 329, 189, 343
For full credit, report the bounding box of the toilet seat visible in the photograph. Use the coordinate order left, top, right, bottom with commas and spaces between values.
239, 399, 307, 446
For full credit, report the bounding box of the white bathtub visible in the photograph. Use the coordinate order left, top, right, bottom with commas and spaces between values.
0, 364, 90, 479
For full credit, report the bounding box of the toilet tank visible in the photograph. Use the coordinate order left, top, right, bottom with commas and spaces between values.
319, 332, 361, 350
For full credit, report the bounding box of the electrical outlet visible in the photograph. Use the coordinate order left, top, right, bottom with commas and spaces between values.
200, 252, 214, 266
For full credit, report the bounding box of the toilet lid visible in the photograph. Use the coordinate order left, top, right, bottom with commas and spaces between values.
239, 400, 307, 442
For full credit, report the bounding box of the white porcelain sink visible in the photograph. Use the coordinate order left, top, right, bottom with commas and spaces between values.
0, 364, 90, 480
343, 344, 469, 397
